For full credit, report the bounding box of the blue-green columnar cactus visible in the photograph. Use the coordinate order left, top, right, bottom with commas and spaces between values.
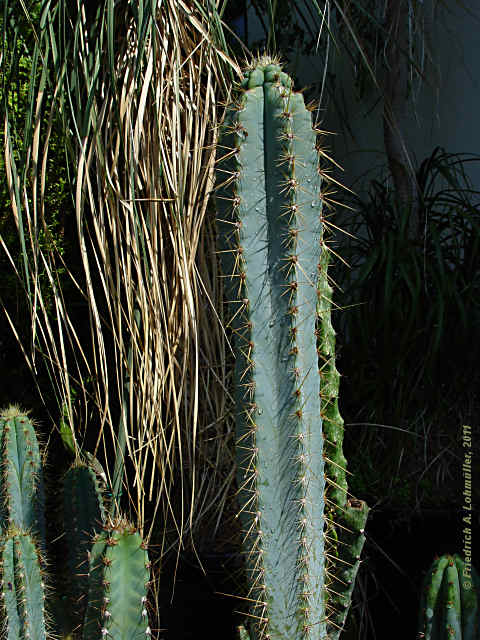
82, 519, 151, 640
418, 554, 479, 640
0, 528, 48, 640
0, 407, 152, 639
0, 406, 46, 549
215, 57, 368, 640
63, 462, 106, 629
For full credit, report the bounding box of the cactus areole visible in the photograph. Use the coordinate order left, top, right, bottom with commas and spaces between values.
215, 58, 368, 640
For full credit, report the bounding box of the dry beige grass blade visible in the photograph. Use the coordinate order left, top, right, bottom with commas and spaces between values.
3, 0, 241, 560
74, 2, 240, 542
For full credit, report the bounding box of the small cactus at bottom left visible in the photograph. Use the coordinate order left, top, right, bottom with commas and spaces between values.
0, 407, 46, 549
0, 406, 153, 639
0, 528, 48, 640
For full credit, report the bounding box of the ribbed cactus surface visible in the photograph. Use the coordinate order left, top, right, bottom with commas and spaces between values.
63, 462, 106, 628
216, 58, 367, 640
82, 519, 151, 640
0, 407, 153, 639
0, 529, 48, 640
0, 407, 46, 549
418, 554, 479, 640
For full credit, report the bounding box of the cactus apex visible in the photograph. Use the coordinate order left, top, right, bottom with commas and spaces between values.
243, 53, 283, 72
0, 405, 31, 420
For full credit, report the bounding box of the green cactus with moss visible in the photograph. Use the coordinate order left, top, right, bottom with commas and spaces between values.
215, 57, 368, 640
0, 406, 152, 640
418, 554, 479, 640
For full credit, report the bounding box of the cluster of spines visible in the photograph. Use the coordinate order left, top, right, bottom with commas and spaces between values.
418, 554, 479, 640
63, 462, 106, 630
82, 518, 151, 640
216, 61, 336, 640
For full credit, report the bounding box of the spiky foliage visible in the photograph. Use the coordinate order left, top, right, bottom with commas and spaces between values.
418, 554, 480, 640
1, 0, 239, 548
0, 528, 48, 640
215, 58, 367, 640
0, 406, 46, 550
82, 518, 151, 640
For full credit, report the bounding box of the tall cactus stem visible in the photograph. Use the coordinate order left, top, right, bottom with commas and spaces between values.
215, 58, 366, 640
216, 57, 369, 640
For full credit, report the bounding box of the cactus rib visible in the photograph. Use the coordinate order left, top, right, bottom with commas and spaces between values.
418, 554, 480, 640
82, 519, 151, 640
216, 59, 362, 640
0, 407, 46, 549
0, 529, 48, 640
316, 237, 369, 637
